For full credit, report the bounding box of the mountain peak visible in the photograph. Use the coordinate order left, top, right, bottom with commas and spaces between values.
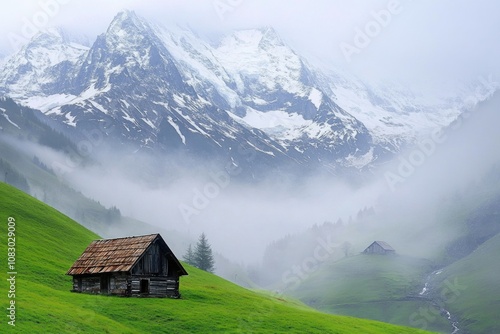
100, 9, 158, 56
106, 10, 148, 36
0, 9, 473, 173
25, 27, 65, 49
258, 26, 284, 47
112, 9, 140, 22
0, 25, 87, 97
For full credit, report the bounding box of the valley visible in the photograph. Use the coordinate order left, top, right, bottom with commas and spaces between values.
0, 5, 499, 334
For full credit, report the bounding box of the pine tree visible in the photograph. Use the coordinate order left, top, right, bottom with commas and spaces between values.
183, 244, 196, 266
194, 233, 215, 273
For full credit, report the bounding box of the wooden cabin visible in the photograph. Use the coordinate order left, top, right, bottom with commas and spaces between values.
66, 234, 188, 298
363, 241, 396, 255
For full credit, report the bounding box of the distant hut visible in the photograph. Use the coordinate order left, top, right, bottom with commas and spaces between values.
67, 234, 188, 298
363, 241, 396, 255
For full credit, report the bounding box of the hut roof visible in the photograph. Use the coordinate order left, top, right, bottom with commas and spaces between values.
371, 241, 395, 251
66, 234, 187, 276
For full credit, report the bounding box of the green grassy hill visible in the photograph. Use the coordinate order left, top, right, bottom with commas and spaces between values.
0, 137, 121, 232
432, 233, 500, 334
288, 254, 451, 333
0, 182, 433, 333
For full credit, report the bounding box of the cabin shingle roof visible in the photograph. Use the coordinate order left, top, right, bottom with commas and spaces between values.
67, 234, 159, 275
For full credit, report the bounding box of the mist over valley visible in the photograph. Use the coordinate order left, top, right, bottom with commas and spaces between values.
1, 3, 500, 333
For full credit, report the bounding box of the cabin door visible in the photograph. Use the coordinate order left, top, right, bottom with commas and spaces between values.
100, 276, 109, 294
140, 279, 149, 294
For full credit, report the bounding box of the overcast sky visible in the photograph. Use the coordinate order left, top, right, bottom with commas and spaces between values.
1, 0, 499, 90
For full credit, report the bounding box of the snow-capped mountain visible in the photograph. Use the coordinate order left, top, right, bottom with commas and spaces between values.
0, 11, 300, 176
213, 28, 375, 163
0, 27, 88, 99
152, 23, 374, 166
318, 69, 496, 156
0, 10, 494, 175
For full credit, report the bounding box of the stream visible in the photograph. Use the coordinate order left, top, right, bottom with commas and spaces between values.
418, 270, 460, 334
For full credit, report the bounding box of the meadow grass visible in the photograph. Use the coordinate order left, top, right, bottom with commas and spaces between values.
0, 182, 434, 333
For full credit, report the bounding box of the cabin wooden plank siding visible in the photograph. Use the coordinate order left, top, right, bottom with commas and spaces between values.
67, 234, 188, 298
363, 241, 396, 255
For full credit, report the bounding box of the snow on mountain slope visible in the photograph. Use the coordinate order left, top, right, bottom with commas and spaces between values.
126, 21, 374, 166
152, 23, 240, 110
332, 79, 454, 145
215, 28, 308, 98
208, 27, 376, 165
0, 28, 88, 99
0, 11, 298, 174
0, 9, 494, 174
239, 109, 310, 137
317, 68, 498, 154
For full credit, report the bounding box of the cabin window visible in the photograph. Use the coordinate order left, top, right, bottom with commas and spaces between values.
140, 279, 149, 294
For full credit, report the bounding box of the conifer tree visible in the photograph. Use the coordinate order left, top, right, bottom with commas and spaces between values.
183, 244, 196, 266
194, 233, 215, 273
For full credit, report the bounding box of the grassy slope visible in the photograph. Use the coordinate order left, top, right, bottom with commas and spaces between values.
290, 254, 451, 333
0, 138, 116, 233
433, 233, 500, 334
0, 182, 433, 333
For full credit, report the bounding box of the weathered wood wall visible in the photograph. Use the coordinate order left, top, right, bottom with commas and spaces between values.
72, 274, 180, 297
72, 276, 100, 293
131, 240, 169, 276
109, 274, 129, 295
129, 276, 180, 297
